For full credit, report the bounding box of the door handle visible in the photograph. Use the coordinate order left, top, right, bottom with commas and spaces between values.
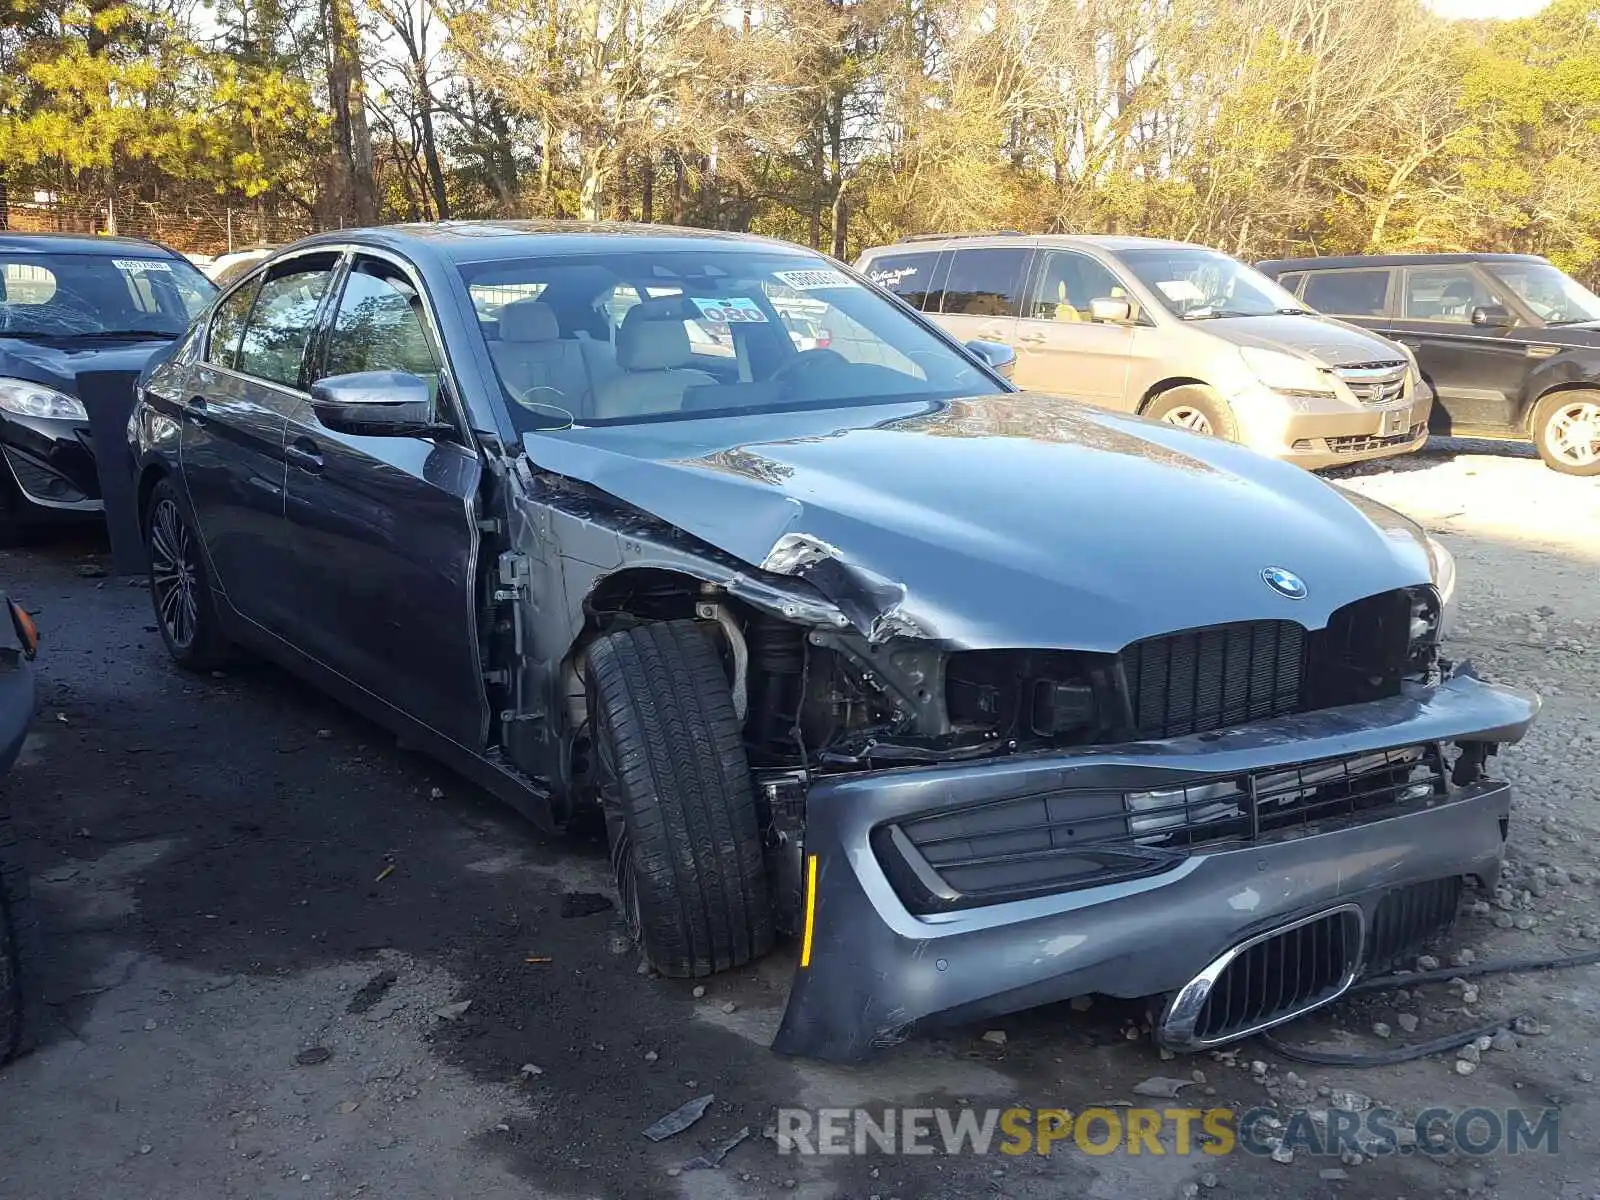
1017, 330, 1047, 345
285, 438, 323, 473
184, 396, 208, 425
977, 326, 1006, 340
1395, 338, 1421, 348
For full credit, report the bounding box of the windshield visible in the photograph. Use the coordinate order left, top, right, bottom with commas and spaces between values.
1485, 260, 1600, 325
0, 252, 214, 338
459, 250, 1002, 428
1118, 247, 1305, 320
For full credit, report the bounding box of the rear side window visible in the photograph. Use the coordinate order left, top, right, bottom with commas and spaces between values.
1302, 269, 1392, 317
1274, 272, 1305, 296
940, 248, 1031, 317
862, 253, 941, 310
207, 280, 259, 370
237, 267, 334, 388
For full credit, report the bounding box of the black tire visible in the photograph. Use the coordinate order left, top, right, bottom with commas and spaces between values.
586, 620, 773, 977
1530, 390, 1600, 477
144, 478, 232, 670
1144, 385, 1241, 443
0, 799, 36, 1064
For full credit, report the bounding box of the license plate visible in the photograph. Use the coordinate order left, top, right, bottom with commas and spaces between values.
1380, 410, 1408, 437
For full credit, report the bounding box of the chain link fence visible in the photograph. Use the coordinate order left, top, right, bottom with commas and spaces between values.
0, 192, 332, 259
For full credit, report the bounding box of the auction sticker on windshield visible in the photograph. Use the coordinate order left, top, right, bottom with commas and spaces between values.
774, 268, 856, 291
691, 297, 768, 323
112, 259, 173, 272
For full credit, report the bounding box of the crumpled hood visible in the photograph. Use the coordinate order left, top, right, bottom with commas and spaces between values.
525, 392, 1433, 650
1200, 313, 1406, 366
0, 336, 175, 394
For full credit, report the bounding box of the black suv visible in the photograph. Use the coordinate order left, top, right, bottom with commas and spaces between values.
1258, 253, 1600, 475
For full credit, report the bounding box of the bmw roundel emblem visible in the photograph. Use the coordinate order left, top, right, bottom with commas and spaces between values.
1262, 566, 1308, 600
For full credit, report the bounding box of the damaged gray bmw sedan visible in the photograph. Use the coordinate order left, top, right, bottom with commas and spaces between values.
128, 222, 1539, 1062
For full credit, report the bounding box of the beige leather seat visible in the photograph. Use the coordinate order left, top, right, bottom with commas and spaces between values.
592, 303, 717, 419
489, 299, 594, 414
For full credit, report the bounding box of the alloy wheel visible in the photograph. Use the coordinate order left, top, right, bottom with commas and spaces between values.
1162, 406, 1215, 435
149, 498, 200, 651
1547, 400, 1600, 468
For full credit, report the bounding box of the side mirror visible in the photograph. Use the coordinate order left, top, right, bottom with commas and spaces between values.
1471, 304, 1515, 329
1089, 297, 1133, 324
965, 339, 1016, 380
309, 371, 441, 436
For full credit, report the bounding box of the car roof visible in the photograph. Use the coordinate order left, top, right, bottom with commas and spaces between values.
1258, 252, 1550, 272
859, 233, 1218, 255
0, 231, 185, 259
287, 220, 820, 265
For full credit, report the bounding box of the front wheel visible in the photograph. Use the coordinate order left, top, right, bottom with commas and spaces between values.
586, 621, 774, 978
1144, 385, 1241, 442
1531, 390, 1600, 476
145, 479, 233, 670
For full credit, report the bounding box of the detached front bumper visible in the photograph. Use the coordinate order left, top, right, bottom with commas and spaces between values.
772, 672, 1537, 1062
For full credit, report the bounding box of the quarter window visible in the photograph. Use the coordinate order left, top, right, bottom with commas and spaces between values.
1025, 250, 1127, 322
1302, 269, 1392, 317
940, 248, 1030, 317
207, 280, 259, 370
1403, 267, 1501, 323
237, 268, 334, 387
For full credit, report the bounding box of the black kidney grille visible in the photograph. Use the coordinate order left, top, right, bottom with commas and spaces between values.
1121, 620, 1306, 738
1366, 877, 1463, 972
1194, 908, 1359, 1042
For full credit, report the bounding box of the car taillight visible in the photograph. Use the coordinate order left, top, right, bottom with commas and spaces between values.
816, 329, 831, 348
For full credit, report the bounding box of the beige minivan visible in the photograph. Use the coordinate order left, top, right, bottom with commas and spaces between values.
854, 234, 1434, 469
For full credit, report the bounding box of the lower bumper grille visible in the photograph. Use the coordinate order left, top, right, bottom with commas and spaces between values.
877, 744, 1448, 911
1173, 906, 1362, 1046
4, 447, 89, 504
1293, 424, 1425, 455
1366, 876, 1462, 971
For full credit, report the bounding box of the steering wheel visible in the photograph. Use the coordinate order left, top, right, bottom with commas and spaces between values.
771, 347, 849, 390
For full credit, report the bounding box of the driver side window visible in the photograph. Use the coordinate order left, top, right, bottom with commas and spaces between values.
320, 261, 442, 402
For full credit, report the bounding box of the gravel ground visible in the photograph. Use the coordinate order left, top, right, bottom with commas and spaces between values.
0, 435, 1596, 1200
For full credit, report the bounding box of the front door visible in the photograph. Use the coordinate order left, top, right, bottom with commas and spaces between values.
1011, 248, 1136, 407
1387, 264, 1530, 435
180, 257, 337, 634
283, 253, 489, 750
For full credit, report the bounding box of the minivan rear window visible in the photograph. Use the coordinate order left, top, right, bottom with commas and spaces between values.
862, 252, 942, 311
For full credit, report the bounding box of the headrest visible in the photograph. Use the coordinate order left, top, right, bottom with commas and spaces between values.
617, 304, 691, 370
499, 299, 559, 343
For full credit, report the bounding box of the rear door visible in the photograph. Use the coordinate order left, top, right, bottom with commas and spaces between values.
1010, 248, 1136, 407
1386, 264, 1529, 434
180, 254, 338, 633
933, 246, 1033, 348
283, 251, 488, 749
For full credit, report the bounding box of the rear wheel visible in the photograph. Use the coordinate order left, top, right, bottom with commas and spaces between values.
1531, 390, 1600, 476
586, 620, 773, 978
1144, 385, 1241, 443
145, 479, 232, 670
